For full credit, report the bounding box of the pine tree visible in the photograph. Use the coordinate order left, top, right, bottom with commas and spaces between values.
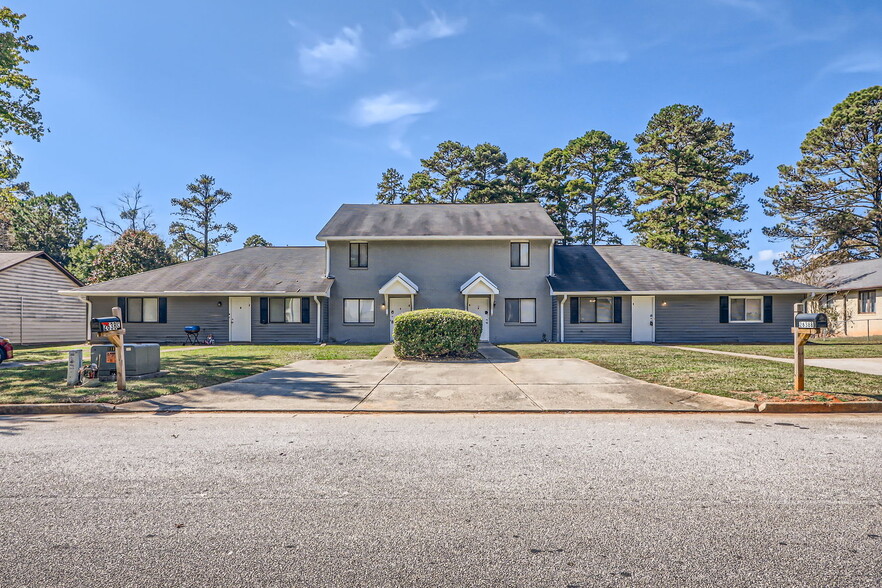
628, 104, 755, 269
375, 168, 406, 204
169, 174, 237, 258
761, 85, 882, 275
565, 130, 633, 244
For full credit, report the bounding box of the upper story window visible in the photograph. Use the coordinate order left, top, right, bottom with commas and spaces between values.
859, 290, 876, 314
349, 242, 368, 268
127, 297, 159, 323
730, 296, 763, 322
510, 241, 529, 267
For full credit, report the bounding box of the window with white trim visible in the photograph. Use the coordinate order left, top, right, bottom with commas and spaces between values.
349, 242, 368, 268
577, 297, 613, 323
730, 296, 763, 322
127, 297, 159, 323
859, 290, 876, 314
504, 298, 536, 324
269, 297, 303, 323
344, 298, 374, 324
510, 241, 530, 267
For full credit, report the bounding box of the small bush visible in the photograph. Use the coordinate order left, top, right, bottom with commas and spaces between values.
393, 308, 482, 359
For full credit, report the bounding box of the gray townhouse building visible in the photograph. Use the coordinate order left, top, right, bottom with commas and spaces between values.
61, 202, 823, 345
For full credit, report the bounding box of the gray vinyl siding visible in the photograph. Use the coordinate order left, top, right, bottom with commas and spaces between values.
655, 294, 804, 343
89, 296, 230, 344
89, 296, 323, 344
327, 239, 555, 344
563, 295, 632, 343
0, 257, 86, 344
251, 297, 318, 343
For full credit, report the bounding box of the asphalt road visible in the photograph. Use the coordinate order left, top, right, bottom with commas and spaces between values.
1, 413, 880, 587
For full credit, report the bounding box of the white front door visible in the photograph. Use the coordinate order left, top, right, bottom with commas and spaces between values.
229, 297, 252, 342
467, 296, 491, 342
631, 296, 655, 342
388, 296, 412, 340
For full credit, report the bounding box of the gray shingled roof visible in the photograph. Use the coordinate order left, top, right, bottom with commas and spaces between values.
813, 258, 882, 291
316, 203, 563, 240
64, 247, 332, 295
548, 245, 820, 293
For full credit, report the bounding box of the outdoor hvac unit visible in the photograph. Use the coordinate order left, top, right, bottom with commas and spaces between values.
92, 344, 161, 379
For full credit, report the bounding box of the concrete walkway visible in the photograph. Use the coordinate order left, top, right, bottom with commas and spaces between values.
122, 345, 751, 413
670, 345, 882, 376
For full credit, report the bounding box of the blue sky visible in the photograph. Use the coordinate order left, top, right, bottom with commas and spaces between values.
15, 0, 882, 272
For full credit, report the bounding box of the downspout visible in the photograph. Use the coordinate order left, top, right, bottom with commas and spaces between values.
559, 294, 568, 343
313, 296, 322, 343
78, 296, 93, 343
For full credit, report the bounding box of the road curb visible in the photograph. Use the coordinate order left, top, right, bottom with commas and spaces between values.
756, 401, 882, 413
0, 403, 116, 415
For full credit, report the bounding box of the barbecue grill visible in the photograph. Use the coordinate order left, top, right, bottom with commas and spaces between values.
184, 325, 200, 345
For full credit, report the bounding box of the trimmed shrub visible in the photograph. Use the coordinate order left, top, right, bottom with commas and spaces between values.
393, 308, 482, 359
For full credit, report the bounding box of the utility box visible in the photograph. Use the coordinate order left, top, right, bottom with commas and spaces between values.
794, 313, 828, 331
92, 344, 160, 379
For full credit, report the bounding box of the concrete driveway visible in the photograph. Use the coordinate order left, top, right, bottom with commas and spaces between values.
122, 345, 750, 412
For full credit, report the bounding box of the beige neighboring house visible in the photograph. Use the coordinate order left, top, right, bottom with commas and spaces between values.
0, 251, 87, 344
813, 258, 882, 337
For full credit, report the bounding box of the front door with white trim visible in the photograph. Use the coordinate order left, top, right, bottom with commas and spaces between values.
631, 296, 655, 342
388, 296, 412, 340
229, 297, 252, 342
467, 296, 491, 342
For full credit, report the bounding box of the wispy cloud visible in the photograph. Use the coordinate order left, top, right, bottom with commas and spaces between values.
390, 11, 466, 48
298, 26, 363, 80
757, 249, 785, 262
822, 51, 882, 75
352, 92, 437, 126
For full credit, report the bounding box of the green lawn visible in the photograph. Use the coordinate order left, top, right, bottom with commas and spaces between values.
503, 343, 882, 403
0, 344, 383, 404
678, 340, 882, 359
10, 343, 93, 363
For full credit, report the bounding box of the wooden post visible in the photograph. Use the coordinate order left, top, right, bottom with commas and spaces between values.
110, 306, 127, 391
793, 327, 805, 392
793, 302, 805, 392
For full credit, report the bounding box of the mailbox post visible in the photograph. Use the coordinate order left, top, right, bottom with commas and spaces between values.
90, 307, 127, 391
792, 304, 828, 392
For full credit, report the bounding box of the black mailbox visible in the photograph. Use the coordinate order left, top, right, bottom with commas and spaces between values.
794, 313, 828, 330
91, 316, 122, 333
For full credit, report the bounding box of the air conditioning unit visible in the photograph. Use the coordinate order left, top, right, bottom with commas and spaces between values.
91, 344, 161, 380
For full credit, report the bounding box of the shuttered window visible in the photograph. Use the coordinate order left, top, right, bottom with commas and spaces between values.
576, 297, 614, 323
125, 297, 162, 323
268, 297, 308, 323
730, 296, 763, 322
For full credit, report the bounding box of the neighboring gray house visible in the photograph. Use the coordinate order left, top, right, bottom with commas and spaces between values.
62, 203, 825, 344
0, 251, 87, 344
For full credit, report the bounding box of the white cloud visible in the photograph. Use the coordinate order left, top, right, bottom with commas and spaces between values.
823, 51, 882, 75
298, 26, 362, 80
390, 11, 466, 48
352, 92, 437, 126
757, 249, 786, 262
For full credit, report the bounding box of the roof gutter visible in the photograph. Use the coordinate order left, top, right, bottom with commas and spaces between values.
317, 235, 561, 242
59, 289, 333, 297
548, 289, 836, 296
